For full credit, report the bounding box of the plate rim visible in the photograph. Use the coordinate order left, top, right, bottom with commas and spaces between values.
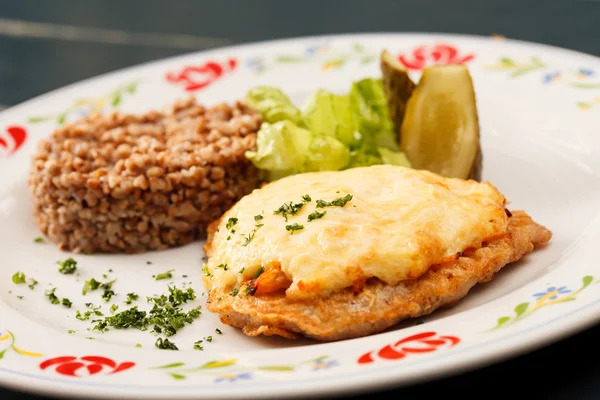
2, 30, 600, 399
2, 30, 600, 119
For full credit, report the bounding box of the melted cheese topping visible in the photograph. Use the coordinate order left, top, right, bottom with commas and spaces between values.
203, 165, 508, 299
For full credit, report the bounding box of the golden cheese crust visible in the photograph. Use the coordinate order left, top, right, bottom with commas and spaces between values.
202, 165, 510, 299
205, 210, 551, 341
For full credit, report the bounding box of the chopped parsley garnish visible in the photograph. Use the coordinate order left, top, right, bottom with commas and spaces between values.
203, 264, 212, 277
242, 231, 257, 246
62, 298, 72, 308
159, 286, 196, 307
302, 194, 312, 203
274, 201, 305, 221
45, 288, 60, 305
254, 214, 264, 222
146, 261, 152, 265
217, 263, 228, 271
16, 295, 23, 300
68, 329, 76, 334
93, 306, 147, 331
316, 194, 353, 208
226, 217, 238, 229
205, 335, 213, 343
155, 270, 174, 281
135, 343, 142, 348
155, 337, 178, 350
57, 257, 77, 274
102, 289, 115, 302
75, 306, 103, 321
245, 283, 257, 296
82, 278, 115, 295
27, 279, 38, 290
172, 286, 195, 303
216, 328, 223, 334
110, 304, 119, 314
12, 272, 26, 284
230, 287, 239, 296
125, 292, 139, 305
34, 237, 44, 243
92, 286, 200, 337
239, 268, 245, 274
144, 304, 201, 337
307, 210, 327, 222
193, 340, 204, 350
82, 279, 100, 295
286, 223, 305, 234
253, 267, 265, 279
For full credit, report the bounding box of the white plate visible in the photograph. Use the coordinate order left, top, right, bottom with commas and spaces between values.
1, 33, 600, 399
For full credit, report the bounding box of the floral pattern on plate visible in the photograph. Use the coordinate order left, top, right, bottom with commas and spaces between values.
0, 33, 599, 399
358, 332, 460, 364
0, 125, 27, 158
40, 356, 135, 377
27, 81, 139, 125
491, 276, 595, 330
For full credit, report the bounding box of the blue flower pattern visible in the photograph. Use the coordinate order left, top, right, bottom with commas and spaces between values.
305, 44, 329, 55
576, 68, 595, 78
543, 68, 596, 84
312, 359, 339, 370
215, 372, 252, 383
543, 71, 561, 84
533, 286, 571, 300
246, 57, 266, 73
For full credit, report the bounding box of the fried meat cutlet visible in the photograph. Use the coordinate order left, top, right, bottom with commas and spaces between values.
205, 210, 550, 341
201, 165, 551, 341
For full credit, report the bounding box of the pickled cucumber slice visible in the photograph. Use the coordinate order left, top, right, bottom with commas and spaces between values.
380, 49, 415, 142
400, 64, 482, 180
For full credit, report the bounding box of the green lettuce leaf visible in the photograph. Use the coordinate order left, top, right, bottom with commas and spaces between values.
245, 86, 302, 124
377, 147, 411, 167
347, 149, 384, 168
301, 89, 359, 148
305, 135, 351, 172
245, 79, 411, 180
245, 120, 312, 178
349, 78, 399, 151
245, 120, 350, 180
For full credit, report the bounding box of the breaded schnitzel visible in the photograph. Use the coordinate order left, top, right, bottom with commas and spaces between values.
202, 165, 551, 341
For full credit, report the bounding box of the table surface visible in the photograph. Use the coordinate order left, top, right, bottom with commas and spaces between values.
1, 0, 600, 399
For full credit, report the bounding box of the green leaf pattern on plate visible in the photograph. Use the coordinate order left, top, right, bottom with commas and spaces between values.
151, 355, 337, 382
485, 57, 600, 107
247, 42, 376, 74
27, 80, 139, 126
491, 275, 595, 330
0, 330, 43, 360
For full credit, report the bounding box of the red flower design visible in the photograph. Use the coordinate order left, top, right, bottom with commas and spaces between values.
398, 44, 475, 70
40, 356, 135, 377
166, 58, 237, 92
0, 125, 27, 157
357, 331, 460, 364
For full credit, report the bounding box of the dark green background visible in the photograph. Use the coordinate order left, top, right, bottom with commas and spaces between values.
1, 0, 599, 399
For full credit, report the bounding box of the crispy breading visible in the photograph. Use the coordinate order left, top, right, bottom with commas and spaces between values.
205, 210, 551, 341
